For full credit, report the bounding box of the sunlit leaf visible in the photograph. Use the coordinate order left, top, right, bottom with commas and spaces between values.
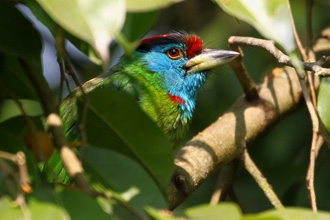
36, 0, 126, 66
0, 99, 43, 123
82, 147, 167, 211
145, 206, 180, 220
243, 207, 330, 220
0, 196, 69, 220
57, 187, 111, 219
126, 0, 183, 12
185, 203, 242, 220
215, 0, 295, 52
318, 77, 330, 133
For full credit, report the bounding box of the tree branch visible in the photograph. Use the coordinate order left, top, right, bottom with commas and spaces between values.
167, 66, 302, 209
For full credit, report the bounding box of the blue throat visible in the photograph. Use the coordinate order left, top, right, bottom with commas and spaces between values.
165, 72, 206, 119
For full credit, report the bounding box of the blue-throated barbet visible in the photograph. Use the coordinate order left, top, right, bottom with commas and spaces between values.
61, 31, 239, 149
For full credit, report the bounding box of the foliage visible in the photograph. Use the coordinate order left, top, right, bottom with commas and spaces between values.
0, 0, 330, 219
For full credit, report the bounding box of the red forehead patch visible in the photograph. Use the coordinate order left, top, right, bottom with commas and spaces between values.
184, 35, 203, 59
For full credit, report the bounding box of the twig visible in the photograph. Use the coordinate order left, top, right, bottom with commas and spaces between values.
15, 151, 32, 194
0, 158, 19, 198
241, 148, 284, 209
286, 0, 308, 61
297, 61, 321, 213
304, 0, 319, 109
312, 56, 330, 76
55, 27, 89, 147
18, 58, 93, 195
57, 55, 70, 104
209, 160, 239, 205
306, 134, 324, 212
306, 133, 317, 212
228, 37, 330, 76
0, 151, 31, 193
227, 42, 259, 101
15, 192, 30, 219
305, 0, 314, 58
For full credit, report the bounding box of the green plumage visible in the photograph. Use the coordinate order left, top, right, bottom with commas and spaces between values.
61, 53, 187, 148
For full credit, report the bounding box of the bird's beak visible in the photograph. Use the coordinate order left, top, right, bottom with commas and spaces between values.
184, 49, 239, 73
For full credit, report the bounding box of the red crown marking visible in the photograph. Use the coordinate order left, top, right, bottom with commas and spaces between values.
184, 35, 203, 59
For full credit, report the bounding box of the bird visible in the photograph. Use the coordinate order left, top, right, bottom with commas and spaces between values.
60, 31, 239, 149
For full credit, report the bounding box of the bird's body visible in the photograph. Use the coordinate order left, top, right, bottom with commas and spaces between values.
61, 31, 238, 148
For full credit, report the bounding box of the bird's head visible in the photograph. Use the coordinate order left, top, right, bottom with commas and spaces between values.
133, 31, 239, 119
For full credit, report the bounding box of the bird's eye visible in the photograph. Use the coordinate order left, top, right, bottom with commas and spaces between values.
166, 48, 183, 60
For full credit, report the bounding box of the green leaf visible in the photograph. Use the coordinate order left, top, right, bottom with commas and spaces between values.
185, 203, 242, 220
115, 11, 159, 54
57, 187, 111, 219
29, 198, 70, 220
0, 56, 38, 100
126, 0, 183, 12
0, 99, 43, 123
0, 1, 42, 63
82, 147, 167, 211
0, 1, 42, 79
0, 196, 69, 220
122, 11, 159, 42
243, 207, 330, 220
36, 0, 126, 66
77, 90, 174, 191
318, 77, 330, 133
215, 0, 295, 52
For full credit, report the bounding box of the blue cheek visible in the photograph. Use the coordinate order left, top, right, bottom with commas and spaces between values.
143, 52, 185, 74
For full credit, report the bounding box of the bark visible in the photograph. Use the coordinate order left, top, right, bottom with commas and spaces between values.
167, 67, 303, 209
